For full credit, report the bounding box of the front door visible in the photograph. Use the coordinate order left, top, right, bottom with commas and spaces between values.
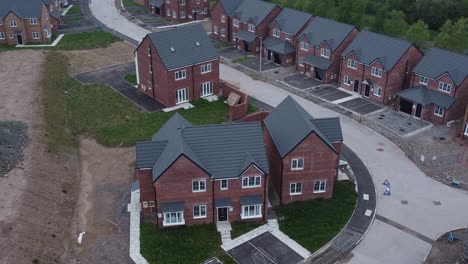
244, 41, 251, 52
218, 207, 228, 222
267, 50, 271, 60
314, 68, 324, 81
415, 104, 422, 118
176, 88, 188, 104
353, 80, 359, 93
364, 84, 370, 97
16, 34, 23, 45
193, 11, 198, 20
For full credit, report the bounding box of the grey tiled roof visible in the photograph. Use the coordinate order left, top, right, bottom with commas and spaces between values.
147, 24, 219, 71
160, 201, 185, 213
135, 141, 168, 169
263, 37, 294, 55
231, 0, 277, 26
264, 96, 340, 158
0, 0, 44, 19
235, 30, 257, 42
304, 54, 333, 69
310, 118, 343, 142
396, 86, 455, 109
299, 16, 355, 51
50, 9, 61, 18
149, 0, 164, 7
413, 48, 468, 86
240, 195, 263, 206
215, 197, 231, 207
269, 8, 312, 35
341, 30, 413, 71
218, 0, 243, 16
136, 114, 269, 182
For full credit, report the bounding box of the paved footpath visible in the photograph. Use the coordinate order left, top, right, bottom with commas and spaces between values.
87, 1, 468, 263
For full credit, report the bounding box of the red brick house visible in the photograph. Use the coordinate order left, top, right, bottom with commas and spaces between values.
339, 31, 424, 105
0, 0, 60, 45
134, 24, 220, 107
263, 96, 343, 204
395, 48, 468, 124
43, 0, 64, 29
211, 0, 243, 43
262, 8, 313, 66
218, 0, 281, 54
296, 17, 358, 84
136, 113, 270, 227
147, 0, 209, 22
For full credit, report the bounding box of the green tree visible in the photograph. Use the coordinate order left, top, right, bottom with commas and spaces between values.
405, 20, 430, 50
434, 17, 468, 53
350, 0, 368, 28
383, 10, 409, 37
371, 3, 387, 32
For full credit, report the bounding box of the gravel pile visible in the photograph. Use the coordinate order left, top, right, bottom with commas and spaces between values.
0, 121, 29, 176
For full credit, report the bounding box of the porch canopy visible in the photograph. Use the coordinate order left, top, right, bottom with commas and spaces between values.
396, 86, 455, 109
236, 30, 257, 43
160, 201, 185, 213
303, 54, 332, 69
149, 0, 164, 7
240, 195, 263, 206
263, 37, 295, 55
215, 197, 231, 208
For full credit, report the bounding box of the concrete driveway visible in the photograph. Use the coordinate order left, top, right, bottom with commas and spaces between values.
338, 98, 383, 115
281, 73, 322, 90
219, 47, 249, 60
74, 62, 164, 112
239, 58, 281, 72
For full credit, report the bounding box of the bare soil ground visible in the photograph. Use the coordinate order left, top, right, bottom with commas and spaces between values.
425, 229, 468, 264
64, 41, 135, 75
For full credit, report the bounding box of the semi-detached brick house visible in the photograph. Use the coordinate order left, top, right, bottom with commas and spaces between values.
262, 8, 313, 66
136, 113, 270, 227
215, 0, 281, 55
339, 31, 424, 105
396, 48, 468, 125
263, 96, 343, 204
134, 24, 220, 107
210, 0, 243, 43
0, 0, 61, 45
296, 17, 358, 84
146, 0, 209, 22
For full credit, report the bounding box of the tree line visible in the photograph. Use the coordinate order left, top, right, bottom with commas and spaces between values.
269, 0, 468, 53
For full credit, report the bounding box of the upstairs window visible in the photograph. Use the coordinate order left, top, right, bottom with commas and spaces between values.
272, 28, 280, 38
347, 59, 357, 69
291, 158, 304, 170
180, 0, 185, 4
9, 20, 17, 27
419, 76, 428, 85
300, 42, 308, 51
285, 33, 291, 40
201, 63, 211, 73
438, 82, 452, 93
192, 179, 206, 192
320, 48, 330, 58
221, 15, 225, 23
30, 18, 38, 25
233, 19, 239, 27
175, 70, 186, 80
242, 176, 261, 188
248, 23, 255, 32
220, 179, 228, 190
371, 67, 382, 78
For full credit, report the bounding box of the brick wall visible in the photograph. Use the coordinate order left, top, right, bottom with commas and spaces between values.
449, 79, 468, 122
221, 82, 248, 121
162, 0, 209, 22
211, 1, 230, 42
263, 129, 283, 202
242, 111, 270, 122
138, 169, 157, 216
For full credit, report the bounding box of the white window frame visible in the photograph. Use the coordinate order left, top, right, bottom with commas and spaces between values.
347, 59, 357, 69
213, 25, 218, 35
163, 211, 185, 226
300, 42, 308, 51
9, 20, 17, 27
241, 205, 262, 219
285, 33, 291, 40
192, 179, 206, 192
290, 183, 302, 195
176, 88, 189, 104
320, 48, 330, 58
172, 10, 177, 18
233, 19, 239, 27
200, 81, 213, 97
180, 0, 185, 4
434, 105, 444, 117
371, 67, 382, 78
32, 32, 40, 39
193, 205, 207, 219
221, 15, 225, 23
313, 180, 326, 193
166, 9, 170, 16
201, 63, 212, 74
220, 179, 228, 190
9, 34, 13, 39
464, 123, 468, 136
149, 201, 155, 207
175, 70, 186, 80
373, 86, 382, 97
180, 11, 186, 18
220, 28, 226, 37
142, 201, 148, 208
196, 0, 200, 4
344, 75, 351, 86
272, 28, 280, 38
438, 82, 452, 93
30, 18, 38, 25
248, 23, 255, 33
147, 47, 151, 57
419, 76, 428, 85
291, 158, 304, 170
242, 176, 261, 188
0, 32, 4, 40
299, 57, 304, 66
149, 64, 152, 74
148, 81, 152, 90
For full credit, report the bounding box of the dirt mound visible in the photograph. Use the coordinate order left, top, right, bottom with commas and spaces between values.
0, 121, 29, 175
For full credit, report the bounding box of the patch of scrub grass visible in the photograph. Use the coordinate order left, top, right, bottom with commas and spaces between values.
56, 31, 121, 50
230, 221, 263, 239
66, 5, 82, 15
232, 56, 255, 64
276, 182, 357, 253
122, 0, 143, 7
42, 52, 229, 149
247, 103, 259, 114
212, 38, 233, 49
140, 223, 236, 264
123, 73, 137, 85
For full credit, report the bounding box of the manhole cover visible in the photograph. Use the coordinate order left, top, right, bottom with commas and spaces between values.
439, 137, 446, 140
274, 71, 279, 74
380, 114, 385, 117
401, 200, 408, 205
399, 128, 406, 132
433, 201, 442, 206
407, 122, 412, 125
376, 148, 384, 152
378, 117, 383, 120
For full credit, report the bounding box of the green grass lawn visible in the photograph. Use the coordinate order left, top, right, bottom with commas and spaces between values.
275, 182, 357, 253
123, 0, 143, 7
124, 73, 137, 85
42, 52, 229, 150
232, 56, 255, 64
56, 31, 121, 50
212, 38, 233, 49
63, 16, 85, 23
141, 223, 236, 264
230, 221, 263, 239
66, 5, 82, 15
247, 103, 259, 114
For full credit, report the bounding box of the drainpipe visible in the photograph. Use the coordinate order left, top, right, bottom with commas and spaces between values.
263, 173, 267, 222
338, 57, 343, 86
212, 179, 215, 223
360, 64, 365, 95
383, 70, 389, 105
191, 64, 195, 101
150, 48, 156, 100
